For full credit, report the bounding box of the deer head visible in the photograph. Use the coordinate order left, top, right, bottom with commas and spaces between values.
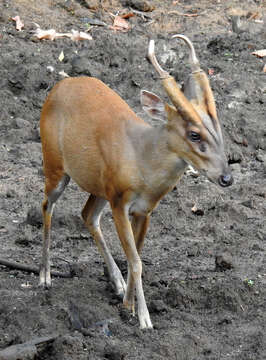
146, 35, 233, 187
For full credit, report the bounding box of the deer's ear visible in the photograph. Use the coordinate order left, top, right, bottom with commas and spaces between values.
140, 90, 166, 121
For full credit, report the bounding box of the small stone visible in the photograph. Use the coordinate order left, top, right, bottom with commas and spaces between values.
228, 151, 242, 164
191, 205, 204, 216
215, 253, 234, 271
121, 0, 155, 12
251, 243, 263, 251
228, 100, 240, 109
166, 280, 187, 308
149, 299, 167, 314
241, 199, 254, 209
187, 244, 199, 257
256, 149, 266, 163
71, 57, 92, 76
14, 118, 31, 129
104, 344, 126, 360
83, 0, 99, 10
6, 189, 16, 198
26, 206, 43, 228
59, 0, 77, 12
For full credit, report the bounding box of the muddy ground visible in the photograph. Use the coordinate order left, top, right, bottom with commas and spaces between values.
0, 0, 266, 359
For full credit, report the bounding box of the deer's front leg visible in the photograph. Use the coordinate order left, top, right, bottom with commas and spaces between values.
111, 204, 153, 329
124, 214, 150, 315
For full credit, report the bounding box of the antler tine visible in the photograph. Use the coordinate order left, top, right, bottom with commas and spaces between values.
173, 34, 218, 122
148, 38, 202, 125
148, 40, 170, 79
172, 34, 201, 73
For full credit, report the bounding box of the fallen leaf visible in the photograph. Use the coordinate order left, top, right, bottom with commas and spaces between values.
59, 70, 70, 78
208, 68, 215, 75
263, 64, 266, 73
251, 49, 266, 58
12, 15, 24, 31
33, 24, 93, 41
67, 29, 93, 41
33, 24, 57, 40
21, 282, 32, 288
58, 51, 64, 62
247, 11, 260, 21
121, 12, 135, 19
111, 15, 130, 32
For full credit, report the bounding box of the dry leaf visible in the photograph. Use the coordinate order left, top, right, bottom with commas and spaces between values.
12, 15, 24, 31
111, 15, 130, 32
251, 49, 266, 58
67, 29, 93, 41
58, 51, 64, 62
21, 282, 32, 288
33, 24, 57, 40
121, 12, 135, 19
247, 11, 260, 21
263, 64, 266, 73
59, 70, 70, 78
33, 24, 93, 41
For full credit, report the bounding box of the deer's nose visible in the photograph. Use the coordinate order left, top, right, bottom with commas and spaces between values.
218, 173, 233, 187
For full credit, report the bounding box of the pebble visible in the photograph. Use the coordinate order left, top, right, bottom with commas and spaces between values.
215, 253, 234, 271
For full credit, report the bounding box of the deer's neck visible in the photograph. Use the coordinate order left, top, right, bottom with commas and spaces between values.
134, 123, 188, 195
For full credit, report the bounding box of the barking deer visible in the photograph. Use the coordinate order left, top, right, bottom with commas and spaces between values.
39, 35, 233, 329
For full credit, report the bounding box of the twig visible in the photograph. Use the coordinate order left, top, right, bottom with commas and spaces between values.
0, 334, 58, 360
0, 258, 72, 278
24, 334, 59, 346
168, 10, 200, 17
144, 20, 155, 27
54, 256, 71, 264
247, 11, 259, 21
130, 8, 153, 19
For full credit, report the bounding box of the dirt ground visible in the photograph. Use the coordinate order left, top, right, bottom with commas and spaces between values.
0, 0, 266, 359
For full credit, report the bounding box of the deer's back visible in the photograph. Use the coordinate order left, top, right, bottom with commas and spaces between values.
40, 77, 150, 199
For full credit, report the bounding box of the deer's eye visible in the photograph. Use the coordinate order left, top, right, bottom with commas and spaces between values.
188, 131, 201, 143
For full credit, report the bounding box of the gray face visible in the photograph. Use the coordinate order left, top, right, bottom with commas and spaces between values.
199, 110, 232, 186
182, 77, 233, 187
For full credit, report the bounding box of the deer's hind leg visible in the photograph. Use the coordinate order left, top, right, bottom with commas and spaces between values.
82, 195, 126, 297
40, 173, 70, 287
